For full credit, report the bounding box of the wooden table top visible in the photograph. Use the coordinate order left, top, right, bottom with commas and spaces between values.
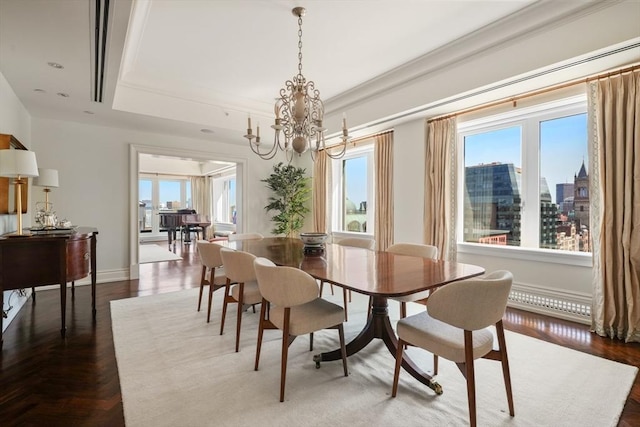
229, 237, 485, 298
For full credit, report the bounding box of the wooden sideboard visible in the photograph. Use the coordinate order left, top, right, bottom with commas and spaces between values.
0, 227, 98, 347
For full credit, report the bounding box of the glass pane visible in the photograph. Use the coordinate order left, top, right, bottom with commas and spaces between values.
342, 156, 368, 233
159, 180, 181, 211
229, 178, 236, 224
540, 113, 590, 252
186, 181, 192, 209
139, 179, 153, 232
463, 126, 522, 246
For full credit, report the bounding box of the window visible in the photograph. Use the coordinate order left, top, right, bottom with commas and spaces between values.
138, 175, 191, 234
332, 146, 374, 234
458, 95, 590, 254
213, 175, 236, 224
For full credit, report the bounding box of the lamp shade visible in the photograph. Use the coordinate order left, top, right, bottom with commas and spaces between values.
33, 168, 59, 187
0, 149, 39, 178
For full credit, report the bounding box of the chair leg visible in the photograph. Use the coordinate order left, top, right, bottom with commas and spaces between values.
342, 288, 349, 321
220, 279, 231, 335
433, 354, 439, 375
319, 281, 325, 296
400, 302, 407, 319
391, 338, 405, 397
309, 332, 314, 351
280, 308, 291, 402
338, 324, 348, 377
198, 266, 207, 311
235, 283, 245, 352
207, 284, 215, 323
496, 320, 515, 416
255, 299, 268, 371
463, 330, 477, 427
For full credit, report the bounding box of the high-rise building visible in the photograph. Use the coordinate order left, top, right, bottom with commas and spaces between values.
556, 183, 574, 214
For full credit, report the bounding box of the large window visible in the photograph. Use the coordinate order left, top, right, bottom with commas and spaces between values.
332, 146, 374, 234
458, 95, 590, 253
138, 175, 192, 234
213, 175, 236, 224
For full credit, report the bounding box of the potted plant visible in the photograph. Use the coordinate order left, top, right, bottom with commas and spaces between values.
262, 162, 310, 237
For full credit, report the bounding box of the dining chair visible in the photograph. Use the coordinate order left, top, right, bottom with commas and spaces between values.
386, 243, 438, 318
320, 237, 375, 321
196, 240, 228, 323
253, 257, 348, 402
228, 232, 264, 241
391, 270, 515, 427
219, 247, 263, 352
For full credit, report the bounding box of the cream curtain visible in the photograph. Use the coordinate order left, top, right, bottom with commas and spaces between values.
190, 176, 213, 239
374, 132, 394, 251
424, 117, 458, 261
312, 150, 328, 233
589, 70, 640, 343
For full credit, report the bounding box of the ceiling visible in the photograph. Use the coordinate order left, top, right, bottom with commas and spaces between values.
0, 0, 638, 151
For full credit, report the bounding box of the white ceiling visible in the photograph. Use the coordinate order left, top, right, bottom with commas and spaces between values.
0, 0, 638, 151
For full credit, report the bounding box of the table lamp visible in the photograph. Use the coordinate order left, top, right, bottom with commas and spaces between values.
0, 149, 39, 236
33, 168, 59, 228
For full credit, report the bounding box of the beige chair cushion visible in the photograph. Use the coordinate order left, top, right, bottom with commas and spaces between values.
212, 266, 228, 286
197, 240, 224, 268
336, 237, 375, 250
231, 280, 262, 305
397, 311, 494, 363
254, 259, 318, 307
220, 248, 257, 284
269, 299, 345, 336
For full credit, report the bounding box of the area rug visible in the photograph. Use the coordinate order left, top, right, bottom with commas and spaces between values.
111, 288, 637, 427
139, 244, 182, 264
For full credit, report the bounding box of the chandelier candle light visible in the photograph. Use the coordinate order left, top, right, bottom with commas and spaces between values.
244, 7, 350, 161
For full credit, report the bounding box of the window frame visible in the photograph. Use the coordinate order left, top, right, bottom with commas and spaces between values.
213, 172, 236, 225
456, 94, 591, 267
331, 144, 375, 238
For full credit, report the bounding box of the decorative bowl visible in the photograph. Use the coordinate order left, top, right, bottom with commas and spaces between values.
300, 232, 328, 247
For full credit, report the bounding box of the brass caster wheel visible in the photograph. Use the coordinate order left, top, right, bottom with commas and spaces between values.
313, 354, 321, 369
427, 380, 443, 395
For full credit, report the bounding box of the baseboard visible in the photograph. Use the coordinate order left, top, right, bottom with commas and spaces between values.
508, 281, 592, 325
34, 268, 130, 291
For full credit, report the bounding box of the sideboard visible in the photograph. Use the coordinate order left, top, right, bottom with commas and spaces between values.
0, 226, 98, 347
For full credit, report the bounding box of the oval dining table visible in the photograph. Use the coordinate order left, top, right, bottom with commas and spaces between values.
229, 237, 485, 393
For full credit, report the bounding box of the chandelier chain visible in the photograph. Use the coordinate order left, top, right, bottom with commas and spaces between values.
297, 15, 303, 78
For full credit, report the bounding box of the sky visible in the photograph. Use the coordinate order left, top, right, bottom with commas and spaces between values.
464, 113, 588, 204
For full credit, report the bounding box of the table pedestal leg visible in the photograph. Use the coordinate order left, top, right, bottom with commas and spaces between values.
317, 295, 438, 389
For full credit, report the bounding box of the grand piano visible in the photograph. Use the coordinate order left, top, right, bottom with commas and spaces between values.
159, 210, 210, 247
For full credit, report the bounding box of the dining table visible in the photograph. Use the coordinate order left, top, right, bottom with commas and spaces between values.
229, 237, 485, 393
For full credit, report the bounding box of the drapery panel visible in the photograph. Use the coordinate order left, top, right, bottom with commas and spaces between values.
589, 70, 640, 343
424, 117, 458, 261
374, 132, 394, 251
312, 150, 328, 233
190, 176, 213, 239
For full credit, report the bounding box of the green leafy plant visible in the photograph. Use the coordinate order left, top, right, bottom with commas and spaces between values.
262, 162, 311, 237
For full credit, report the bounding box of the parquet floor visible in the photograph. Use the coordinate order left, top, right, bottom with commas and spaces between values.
1, 242, 638, 426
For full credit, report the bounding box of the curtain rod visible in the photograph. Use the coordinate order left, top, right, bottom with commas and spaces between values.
429, 63, 640, 122
322, 129, 393, 152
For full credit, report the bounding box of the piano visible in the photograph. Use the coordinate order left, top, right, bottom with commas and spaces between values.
159, 210, 210, 246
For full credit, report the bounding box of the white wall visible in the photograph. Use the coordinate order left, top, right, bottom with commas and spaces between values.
0, 71, 32, 331
30, 118, 278, 281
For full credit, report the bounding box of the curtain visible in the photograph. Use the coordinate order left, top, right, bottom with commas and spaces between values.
374, 132, 394, 251
589, 69, 640, 343
312, 150, 328, 233
191, 176, 213, 239
424, 117, 458, 261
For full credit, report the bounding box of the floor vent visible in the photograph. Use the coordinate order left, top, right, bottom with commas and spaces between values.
508, 289, 591, 325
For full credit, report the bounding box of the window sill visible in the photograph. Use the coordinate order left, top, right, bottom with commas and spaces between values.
457, 242, 592, 267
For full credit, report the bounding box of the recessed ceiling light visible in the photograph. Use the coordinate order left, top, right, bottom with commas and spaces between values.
83, 110, 95, 115
57, 92, 69, 97
47, 62, 64, 69
200, 129, 214, 134
33, 88, 46, 93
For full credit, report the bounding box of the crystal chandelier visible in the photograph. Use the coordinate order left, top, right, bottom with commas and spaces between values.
244, 7, 349, 161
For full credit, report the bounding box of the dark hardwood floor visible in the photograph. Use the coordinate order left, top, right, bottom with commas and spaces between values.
1, 242, 638, 426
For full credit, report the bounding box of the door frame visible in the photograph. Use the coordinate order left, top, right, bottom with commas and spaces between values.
129, 143, 247, 279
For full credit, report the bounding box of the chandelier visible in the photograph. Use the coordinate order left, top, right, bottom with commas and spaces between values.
244, 7, 349, 161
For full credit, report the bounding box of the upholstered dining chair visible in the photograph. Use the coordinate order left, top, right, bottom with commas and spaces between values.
320, 237, 375, 321
391, 270, 515, 427
253, 257, 349, 402
228, 232, 264, 241
219, 248, 263, 352
196, 240, 228, 323
386, 243, 438, 318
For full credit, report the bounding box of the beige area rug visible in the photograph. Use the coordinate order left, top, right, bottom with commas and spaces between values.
111, 288, 637, 427
139, 244, 182, 264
